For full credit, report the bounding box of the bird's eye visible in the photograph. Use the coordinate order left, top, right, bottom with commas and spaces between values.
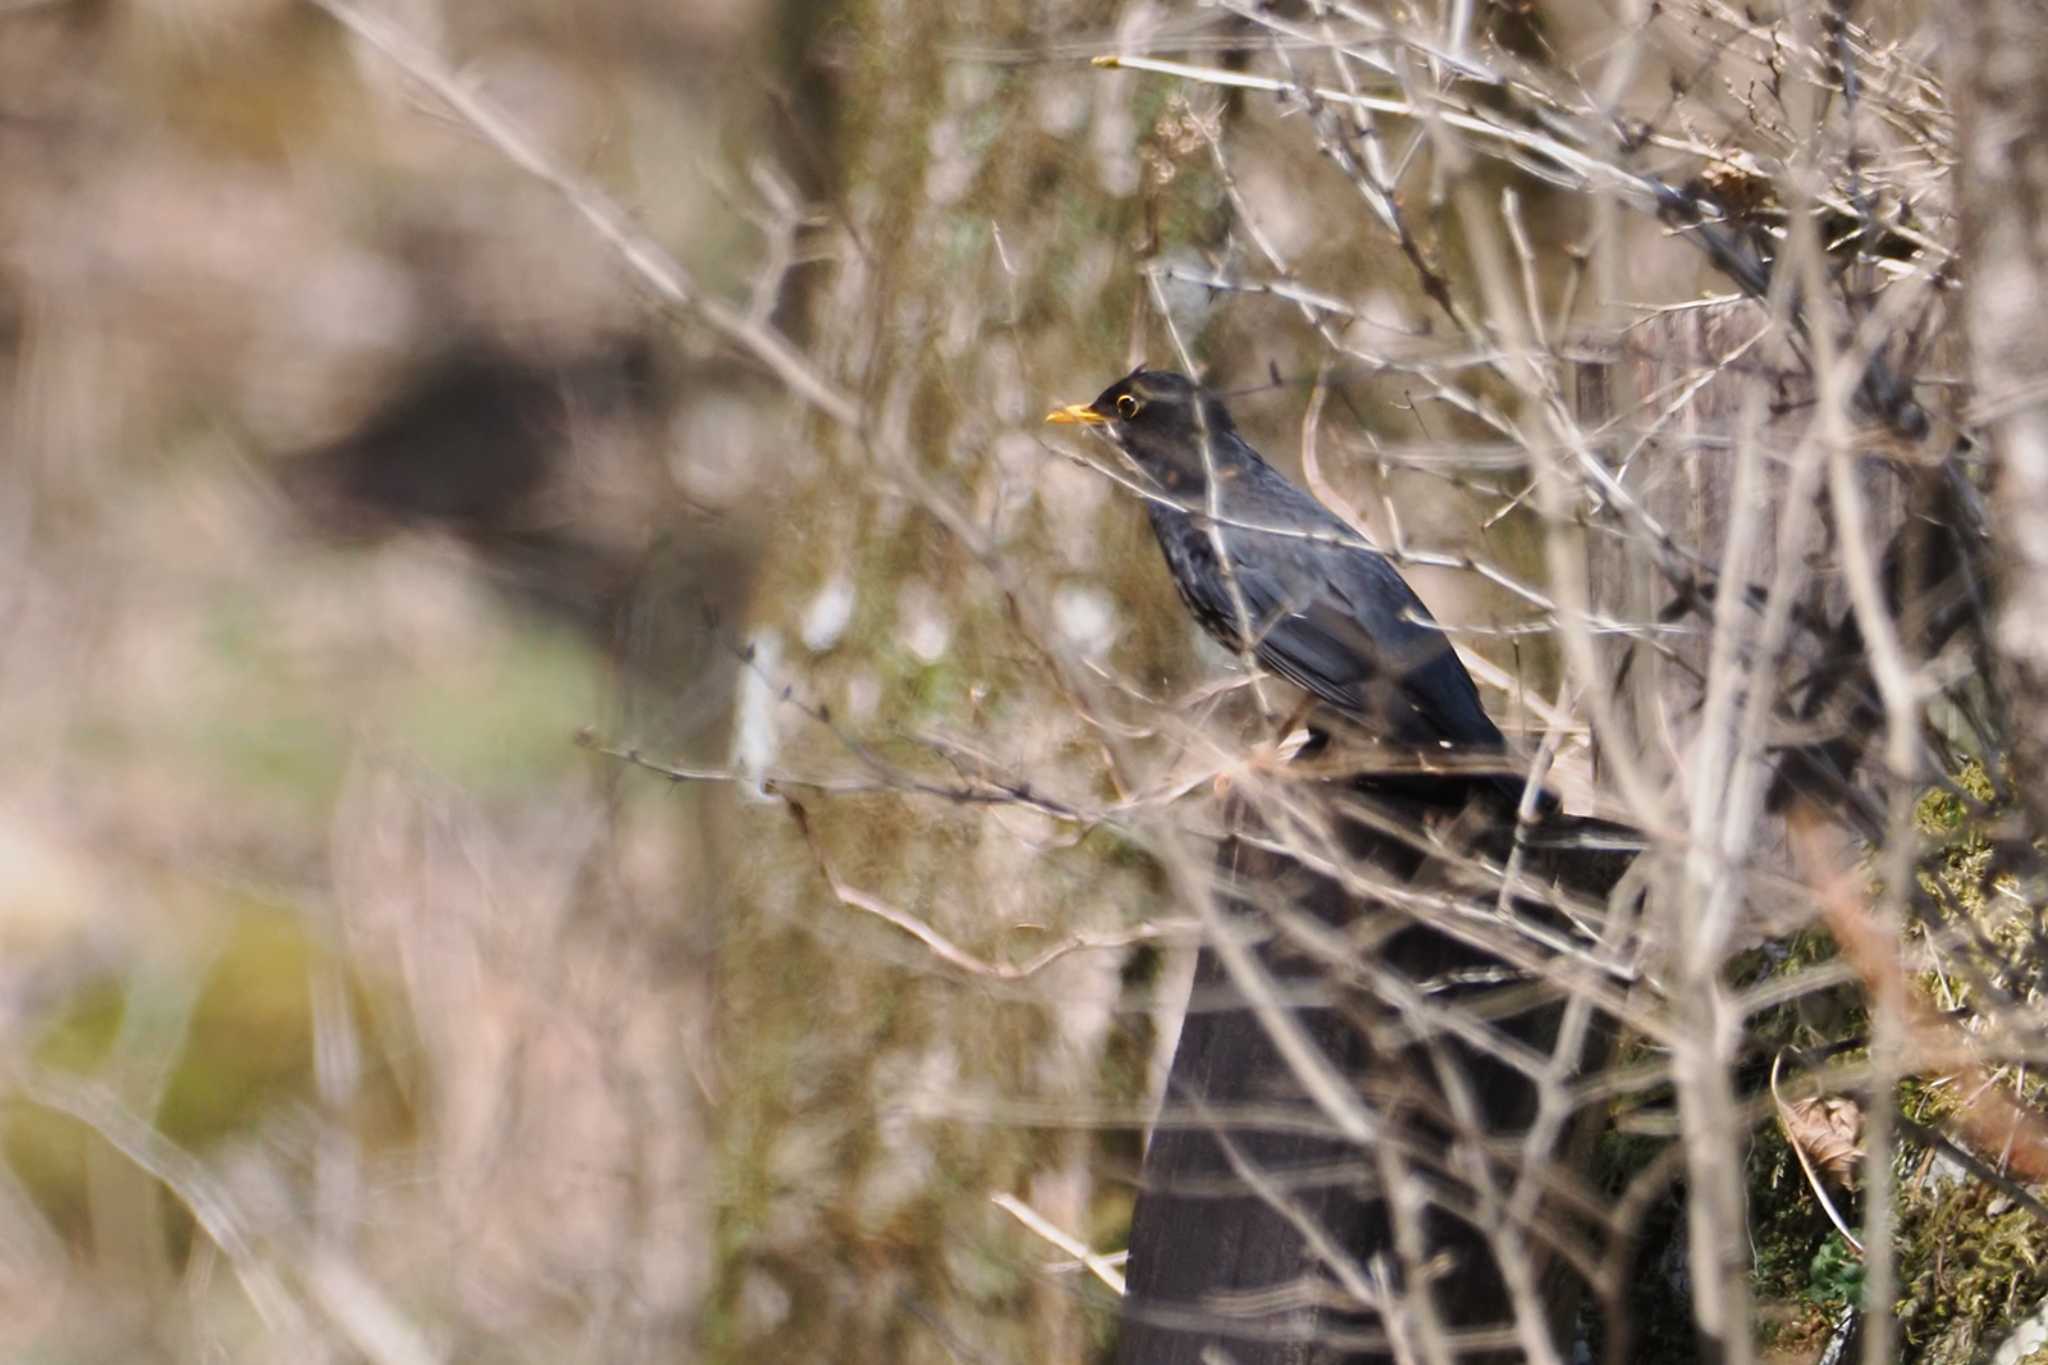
1116, 393, 1143, 419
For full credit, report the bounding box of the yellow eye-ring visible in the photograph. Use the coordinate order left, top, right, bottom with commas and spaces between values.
1116, 393, 1143, 419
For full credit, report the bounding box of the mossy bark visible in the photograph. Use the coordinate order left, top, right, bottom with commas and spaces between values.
697, 5, 1200, 1360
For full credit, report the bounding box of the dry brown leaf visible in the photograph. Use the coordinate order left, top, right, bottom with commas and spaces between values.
1780, 1094, 1865, 1192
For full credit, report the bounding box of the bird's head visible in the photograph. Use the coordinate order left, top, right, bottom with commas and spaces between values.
1045, 368, 1248, 491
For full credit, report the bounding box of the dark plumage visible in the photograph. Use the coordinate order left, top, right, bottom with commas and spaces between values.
1050, 372, 1631, 1364
1049, 367, 1523, 801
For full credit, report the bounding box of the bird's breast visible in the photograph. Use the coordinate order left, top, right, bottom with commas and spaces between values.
1146, 505, 1270, 653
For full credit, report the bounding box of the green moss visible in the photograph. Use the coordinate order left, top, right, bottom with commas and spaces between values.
1896, 1177, 2048, 1364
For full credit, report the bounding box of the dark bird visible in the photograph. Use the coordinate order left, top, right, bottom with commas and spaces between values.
1050, 372, 1627, 1365
1048, 367, 1529, 805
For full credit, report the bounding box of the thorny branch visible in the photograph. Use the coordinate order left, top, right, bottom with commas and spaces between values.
315, 0, 2048, 1359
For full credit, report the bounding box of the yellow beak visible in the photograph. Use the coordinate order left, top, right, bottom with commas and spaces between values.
1045, 403, 1108, 426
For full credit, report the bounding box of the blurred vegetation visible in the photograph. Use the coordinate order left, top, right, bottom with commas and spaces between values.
0, 0, 2043, 1363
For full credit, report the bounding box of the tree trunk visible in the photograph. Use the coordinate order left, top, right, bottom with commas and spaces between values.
699, 5, 1182, 1361
1957, 0, 2048, 838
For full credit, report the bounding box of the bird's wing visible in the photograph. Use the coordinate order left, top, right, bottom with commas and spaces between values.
1235, 563, 1505, 750
1331, 564, 1507, 749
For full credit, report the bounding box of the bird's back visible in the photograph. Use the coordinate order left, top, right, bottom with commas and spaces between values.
1145, 453, 1506, 755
